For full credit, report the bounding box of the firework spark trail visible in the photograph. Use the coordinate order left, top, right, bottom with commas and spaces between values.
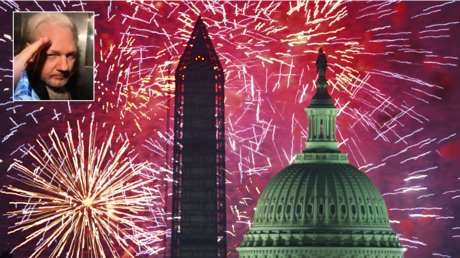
142, 138, 166, 157
364, 163, 386, 173
25, 107, 44, 124
2, 120, 161, 257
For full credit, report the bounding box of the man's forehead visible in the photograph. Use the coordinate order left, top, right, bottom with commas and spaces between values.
35, 23, 77, 52
35, 22, 72, 34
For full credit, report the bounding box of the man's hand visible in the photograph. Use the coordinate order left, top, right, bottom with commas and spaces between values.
13, 37, 50, 87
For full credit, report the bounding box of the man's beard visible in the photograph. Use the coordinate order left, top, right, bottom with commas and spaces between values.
43, 75, 69, 88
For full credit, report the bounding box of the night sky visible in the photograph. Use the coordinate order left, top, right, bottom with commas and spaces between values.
0, 1, 459, 257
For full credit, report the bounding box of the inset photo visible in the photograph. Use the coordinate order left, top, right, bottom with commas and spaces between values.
13, 12, 94, 101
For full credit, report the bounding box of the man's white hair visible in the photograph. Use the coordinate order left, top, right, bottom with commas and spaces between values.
27, 13, 78, 43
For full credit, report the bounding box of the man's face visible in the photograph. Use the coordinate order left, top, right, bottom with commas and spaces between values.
34, 23, 77, 88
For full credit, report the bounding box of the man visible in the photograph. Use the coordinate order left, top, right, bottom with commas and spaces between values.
14, 13, 79, 100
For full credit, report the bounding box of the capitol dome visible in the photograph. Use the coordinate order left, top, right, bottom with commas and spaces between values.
253, 161, 395, 230
236, 50, 405, 258
242, 160, 403, 247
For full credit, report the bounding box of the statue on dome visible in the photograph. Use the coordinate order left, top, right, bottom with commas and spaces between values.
316, 48, 327, 77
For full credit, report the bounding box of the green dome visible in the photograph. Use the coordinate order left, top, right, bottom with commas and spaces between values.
253, 162, 392, 230
237, 50, 405, 258
236, 160, 405, 258
243, 162, 402, 247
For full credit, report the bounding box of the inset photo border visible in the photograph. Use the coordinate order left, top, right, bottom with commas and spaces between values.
13, 12, 94, 101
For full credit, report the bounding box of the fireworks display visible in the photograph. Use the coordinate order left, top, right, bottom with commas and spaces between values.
3, 119, 162, 257
0, 1, 459, 257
